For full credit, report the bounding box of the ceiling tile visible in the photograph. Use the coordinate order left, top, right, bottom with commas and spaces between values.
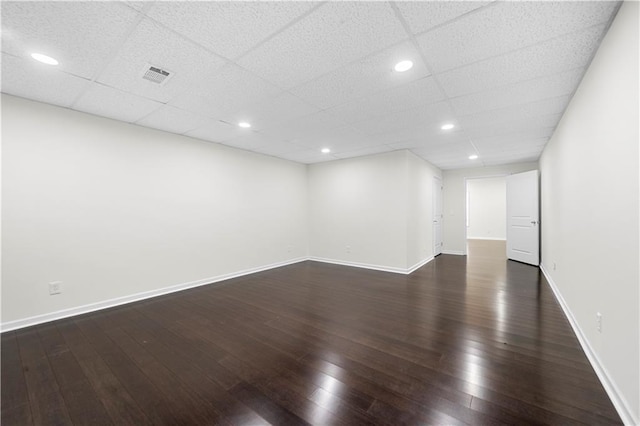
473, 128, 554, 148
450, 67, 584, 116
293, 126, 375, 153
97, 18, 227, 103
185, 118, 247, 143
168, 63, 281, 119
418, 1, 618, 73
387, 131, 469, 150
352, 101, 455, 137
395, 1, 492, 35
475, 137, 548, 154
136, 105, 210, 135
291, 41, 429, 109
411, 140, 478, 168
147, 2, 319, 60
1, 2, 140, 79
278, 149, 337, 164
218, 132, 284, 153
1, 53, 89, 108
323, 76, 446, 124
465, 114, 561, 140
237, 2, 408, 89
249, 139, 308, 157
122, 2, 147, 13
260, 111, 349, 142
1, 1, 620, 167
437, 24, 608, 98
332, 145, 392, 160
459, 96, 571, 130
219, 92, 321, 131
73, 83, 163, 123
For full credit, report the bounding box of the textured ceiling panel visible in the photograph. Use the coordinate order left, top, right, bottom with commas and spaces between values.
184, 118, 246, 143
437, 24, 608, 98
168, 63, 282, 119
278, 150, 338, 164
324, 76, 446, 124
333, 144, 392, 160
474, 127, 555, 146
237, 2, 407, 89
395, 1, 492, 35
1, 53, 89, 108
0, 1, 620, 169
218, 92, 321, 131
450, 67, 584, 116
1, 1, 139, 79
97, 18, 227, 103
260, 111, 350, 142
465, 114, 562, 141
73, 83, 162, 123
136, 105, 210, 135
147, 1, 318, 60
352, 101, 455, 137
292, 125, 375, 153
387, 131, 469, 151
418, 1, 618, 73
249, 140, 307, 157
291, 41, 429, 110
459, 96, 572, 130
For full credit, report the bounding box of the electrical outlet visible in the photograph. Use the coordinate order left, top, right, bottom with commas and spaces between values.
287, 245, 293, 253
49, 281, 62, 295
596, 312, 602, 333
346, 245, 351, 253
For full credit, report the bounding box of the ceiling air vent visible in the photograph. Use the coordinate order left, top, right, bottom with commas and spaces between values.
141, 64, 173, 86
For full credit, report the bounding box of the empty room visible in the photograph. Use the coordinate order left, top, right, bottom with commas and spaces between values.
1, 1, 638, 425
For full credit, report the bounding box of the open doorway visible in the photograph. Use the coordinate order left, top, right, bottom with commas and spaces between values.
465, 176, 507, 259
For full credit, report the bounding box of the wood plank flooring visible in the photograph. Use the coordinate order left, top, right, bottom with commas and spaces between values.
1, 240, 622, 425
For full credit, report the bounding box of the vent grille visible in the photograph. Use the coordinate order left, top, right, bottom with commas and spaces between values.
141, 64, 173, 85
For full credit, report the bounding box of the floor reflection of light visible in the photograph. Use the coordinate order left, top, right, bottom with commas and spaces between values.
462, 352, 486, 395
309, 375, 344, 423
321, 358, 343, 380
318, 374, 341, 395
495, 289, 507, 336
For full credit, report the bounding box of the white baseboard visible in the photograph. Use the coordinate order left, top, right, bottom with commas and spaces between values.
407, 256, 434, 274
0, 257, 307, 333
441, 250, 465, 255
540, 264, 638, 426
466, 237, 506, 241
308, 256, 434, 275
1, 254, 438, 333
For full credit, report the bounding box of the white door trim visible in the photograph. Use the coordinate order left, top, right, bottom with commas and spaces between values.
463, 174, 509, 255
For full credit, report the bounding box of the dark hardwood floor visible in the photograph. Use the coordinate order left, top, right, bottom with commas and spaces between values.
1, 240, 622, 425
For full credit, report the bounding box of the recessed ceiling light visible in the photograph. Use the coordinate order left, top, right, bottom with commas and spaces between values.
238, 122, 251, 128
469, 154, 478, 160
30, 52, 58, 65
441, 123, 455, 130
321, 148, 331, 154
394, 60, 413, 72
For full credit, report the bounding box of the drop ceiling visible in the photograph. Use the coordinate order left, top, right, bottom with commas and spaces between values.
1, 1, 620, 169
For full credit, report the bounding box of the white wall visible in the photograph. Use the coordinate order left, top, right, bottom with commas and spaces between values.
539, 2, 639, 423
466, 177, 506, 240
308, 150, 441, 272
1, 94, 308, 327
407, 152, 442, 268
442, 162, 537, 254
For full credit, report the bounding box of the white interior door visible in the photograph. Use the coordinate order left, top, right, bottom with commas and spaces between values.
433, 176, 443, 256
506, 170, 539, 265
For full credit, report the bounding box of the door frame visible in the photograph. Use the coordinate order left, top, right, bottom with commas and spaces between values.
463, 174, 508, 255
433, 176, 443, 256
